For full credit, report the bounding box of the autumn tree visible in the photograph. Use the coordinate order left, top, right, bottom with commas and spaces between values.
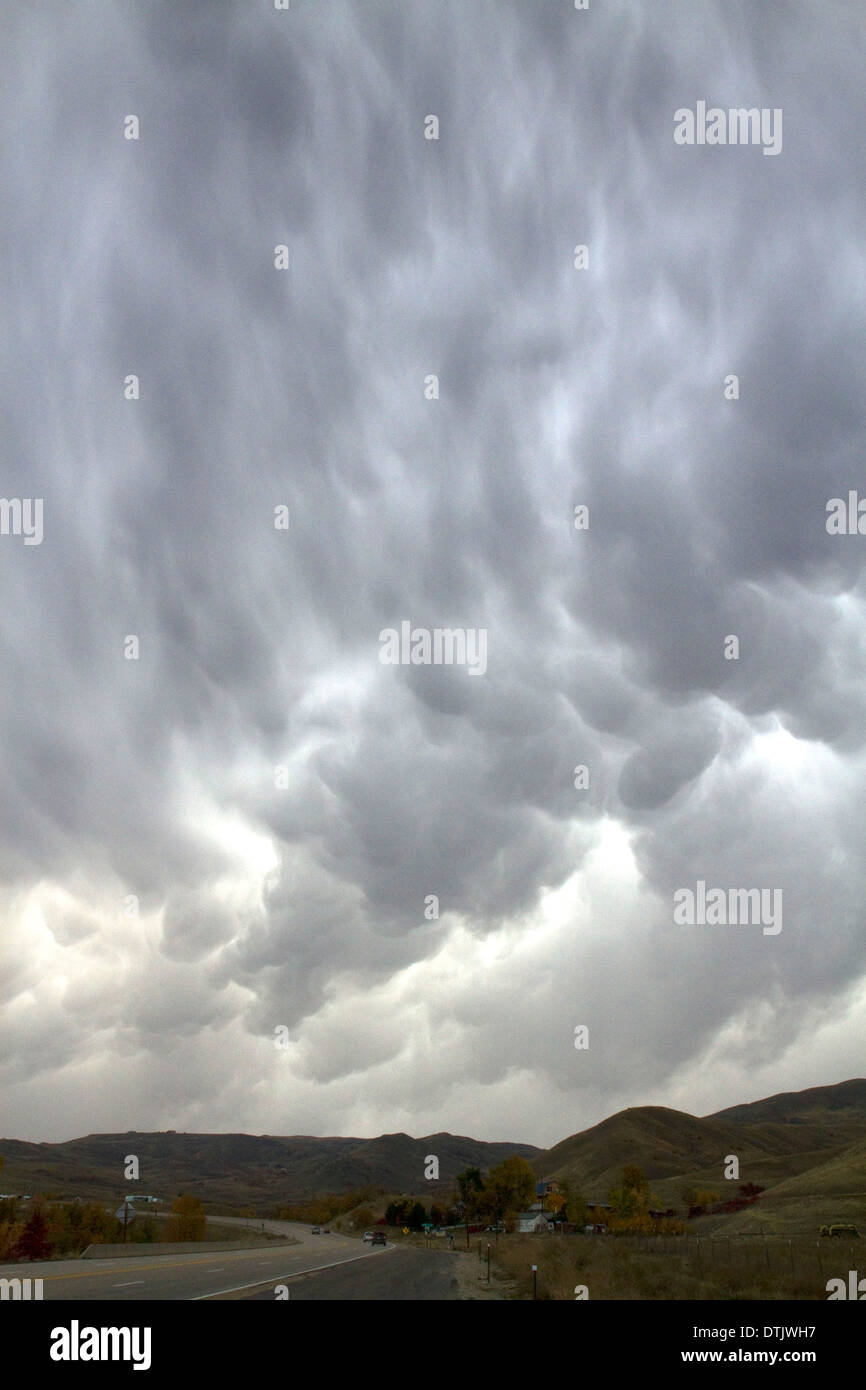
608, 1166, 661, 1228
0, 1219, 23, 1262
15, 1203, 53, 1261
680, 1184, 720, 1212
484, 1156, 536, 1224
545, 1191, 568, 1217
685, 1189, 720, 1216
621, 1165, 649, 1197
559, 1178, 587, 1226
166, 1194, 206, 1242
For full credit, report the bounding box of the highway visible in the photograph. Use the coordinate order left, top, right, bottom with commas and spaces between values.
0, 1221, 399, 1301
239, 1245, 462, 1300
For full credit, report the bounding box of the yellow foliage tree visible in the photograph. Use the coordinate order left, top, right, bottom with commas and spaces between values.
166, 1194, 206, 1242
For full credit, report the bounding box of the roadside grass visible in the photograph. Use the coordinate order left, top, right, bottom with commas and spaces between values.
491, 1234, 862, 1300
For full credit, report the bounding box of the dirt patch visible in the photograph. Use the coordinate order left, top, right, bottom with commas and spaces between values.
449, 1249, 515, 1300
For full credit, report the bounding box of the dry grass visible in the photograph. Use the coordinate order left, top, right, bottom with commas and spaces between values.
491, 1233, 862, 1300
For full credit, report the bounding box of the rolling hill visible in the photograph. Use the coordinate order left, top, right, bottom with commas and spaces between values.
535, 1079, 866, 1233
0, 1129, 541, 1211
707, 1077, 866, 1129
3, 1079, 863, 1231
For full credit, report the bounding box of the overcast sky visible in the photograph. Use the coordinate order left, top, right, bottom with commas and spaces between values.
2, 1, 865, 1148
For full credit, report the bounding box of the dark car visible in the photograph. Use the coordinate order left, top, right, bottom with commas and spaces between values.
371, 1231, 387, 1246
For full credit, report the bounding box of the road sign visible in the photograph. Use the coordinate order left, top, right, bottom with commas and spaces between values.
115, 1201, 136, 1220
402, 1226, 410, 1234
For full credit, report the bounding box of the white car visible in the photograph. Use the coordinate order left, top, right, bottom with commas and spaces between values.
362, 1231, 374, 1242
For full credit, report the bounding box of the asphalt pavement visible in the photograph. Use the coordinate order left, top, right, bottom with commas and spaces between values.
0, 1222, 397, 1300
239, 1246, 462, 1300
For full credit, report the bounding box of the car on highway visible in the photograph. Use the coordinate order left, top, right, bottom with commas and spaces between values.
371, 1231, 387, 1246
362, 1231, 374, 1242
322, 1228, 330, 1233
311, 1226, 321, 1234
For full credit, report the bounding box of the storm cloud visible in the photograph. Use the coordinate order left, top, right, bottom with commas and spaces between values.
1, 0, 865, 1145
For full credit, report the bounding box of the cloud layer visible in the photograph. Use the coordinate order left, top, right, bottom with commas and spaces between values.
2, 0, 865, 1145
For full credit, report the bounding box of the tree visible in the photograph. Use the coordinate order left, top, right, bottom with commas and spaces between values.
607, 1166, 663, 1230
545, 1191, 567, 1217
385, 1199, 409, 1226
129, 1216, 158, 1244
0, 1220, 23, 1262
456, 1167, 484, 1217
621, 1165, 649, 1197
16, 1204, 53, 1261
166, 1194, 206, 1242
608, 1182, 642, 1219
406, 1201, 427, 1231
694, 1190, 720, 1208
559, 1178, 587, 1226
484, 1156, 536, 1224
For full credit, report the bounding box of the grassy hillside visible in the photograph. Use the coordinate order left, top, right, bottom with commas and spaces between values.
707, 1078, 866, 1130
0, 1130, 540, 1211
4, 1079, 863, 1231
539, 1106, 752, 1197
537, 1080, 866, 1236
692, 1136, 866, 1236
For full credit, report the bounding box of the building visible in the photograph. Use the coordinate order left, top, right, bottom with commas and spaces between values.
516, 1212, 552, 1234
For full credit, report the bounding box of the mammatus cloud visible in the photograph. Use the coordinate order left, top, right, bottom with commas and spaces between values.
1, 1, 864, 1146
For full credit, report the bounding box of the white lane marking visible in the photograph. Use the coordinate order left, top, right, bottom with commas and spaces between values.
113, 1280, 144, 1287
191, 1245, 397, 1300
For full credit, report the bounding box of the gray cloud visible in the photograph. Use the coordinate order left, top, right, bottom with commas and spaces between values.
1, 0, 865, 1145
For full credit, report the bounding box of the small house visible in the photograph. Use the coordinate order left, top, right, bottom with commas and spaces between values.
517, 1212, 550, 1234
